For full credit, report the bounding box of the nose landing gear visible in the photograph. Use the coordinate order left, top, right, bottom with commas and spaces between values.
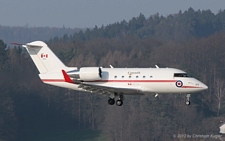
186, 94, 191, 105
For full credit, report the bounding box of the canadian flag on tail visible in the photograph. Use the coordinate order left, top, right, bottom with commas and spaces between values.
41, 53, 48, 59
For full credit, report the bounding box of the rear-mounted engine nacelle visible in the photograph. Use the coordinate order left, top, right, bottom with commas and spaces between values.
67, 67, 102, 81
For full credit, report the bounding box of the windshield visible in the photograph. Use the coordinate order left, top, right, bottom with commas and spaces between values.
174, 73, 190, 77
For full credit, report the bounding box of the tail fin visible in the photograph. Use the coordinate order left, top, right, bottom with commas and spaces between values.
23, 41, 66, 73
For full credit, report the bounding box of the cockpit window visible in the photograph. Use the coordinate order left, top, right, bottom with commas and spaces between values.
174, 73, 190, 77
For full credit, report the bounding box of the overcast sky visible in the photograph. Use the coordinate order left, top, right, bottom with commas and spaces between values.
0, 0, 224, 28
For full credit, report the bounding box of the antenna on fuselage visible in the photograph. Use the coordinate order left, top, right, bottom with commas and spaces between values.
155, 65, 159, 68
109, 65, 114, 68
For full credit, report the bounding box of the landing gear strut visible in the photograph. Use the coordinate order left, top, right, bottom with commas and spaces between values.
186, 94, 191, 105
116, 95, 124, 106
108, 93, 124, 106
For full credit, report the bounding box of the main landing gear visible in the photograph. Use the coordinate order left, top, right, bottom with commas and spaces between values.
108, 93, 124, 106
108, 98, 115, 105
185, 94, 191, 105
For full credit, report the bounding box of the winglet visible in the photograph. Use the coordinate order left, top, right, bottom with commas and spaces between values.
62, 70, 73, 83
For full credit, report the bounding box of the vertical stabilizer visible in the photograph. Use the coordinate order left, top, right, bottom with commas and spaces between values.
23, 41, 66, 73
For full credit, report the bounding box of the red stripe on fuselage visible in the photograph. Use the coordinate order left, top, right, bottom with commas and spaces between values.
41, 79, 177, 83
87, 80, 177, 82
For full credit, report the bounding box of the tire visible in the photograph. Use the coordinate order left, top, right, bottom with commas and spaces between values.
185, 101, 190, 105
116, 100, 123, 106
108, 98, 115, 105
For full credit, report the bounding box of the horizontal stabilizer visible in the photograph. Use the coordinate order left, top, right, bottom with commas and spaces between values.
11, 42, 24, 46
24, 43, 43, 48
11, 42, 43, 48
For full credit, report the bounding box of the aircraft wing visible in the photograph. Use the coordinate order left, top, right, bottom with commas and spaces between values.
77, 83, 144, 95
62, 70, 144, 95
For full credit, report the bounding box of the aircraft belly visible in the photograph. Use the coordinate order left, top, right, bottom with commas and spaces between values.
141, 82, 172, 93
85, 82, 136, 90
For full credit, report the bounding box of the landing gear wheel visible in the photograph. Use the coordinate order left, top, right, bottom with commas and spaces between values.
108, 98, 115, 105
116, 100, 123, 106
185, 101, 190, 105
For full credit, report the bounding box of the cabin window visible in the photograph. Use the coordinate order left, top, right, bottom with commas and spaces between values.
129, 76, 132, 79
114, 76, 117, 79
122, 76, 124, 78
143, 76, 146, 78
174, 73, 190, 77
136, 76, 139, 78
150, 76, 153, 78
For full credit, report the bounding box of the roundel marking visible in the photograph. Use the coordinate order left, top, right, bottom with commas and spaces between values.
176, 80, 183, 87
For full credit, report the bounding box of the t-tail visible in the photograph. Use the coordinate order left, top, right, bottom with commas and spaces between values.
21, 41, 77, 89
22, 41, 76, 73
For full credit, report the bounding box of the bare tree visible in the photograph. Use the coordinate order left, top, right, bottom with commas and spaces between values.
214, 78, 225, 116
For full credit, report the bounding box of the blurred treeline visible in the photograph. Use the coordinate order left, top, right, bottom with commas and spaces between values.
1, 8, 225, 141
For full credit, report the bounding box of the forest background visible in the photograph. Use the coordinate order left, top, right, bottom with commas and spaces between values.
1, 8, 225, 141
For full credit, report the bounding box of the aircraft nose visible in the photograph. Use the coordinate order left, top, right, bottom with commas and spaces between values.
201, 82, 208, 90
202, 84, 208, 90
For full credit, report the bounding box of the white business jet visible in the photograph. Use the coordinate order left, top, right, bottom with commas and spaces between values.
18, 41, 208, 106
